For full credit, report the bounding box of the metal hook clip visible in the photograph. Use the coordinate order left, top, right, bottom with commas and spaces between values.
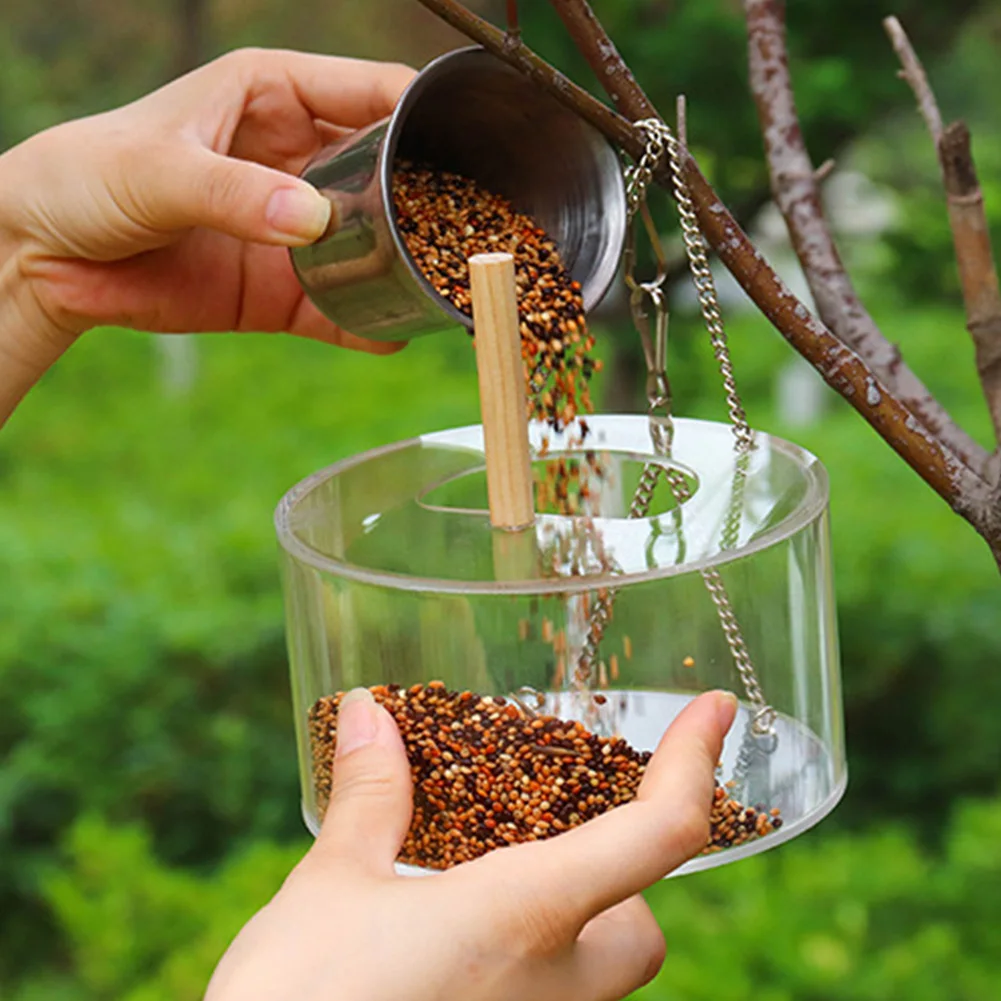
624, 200, 672, 418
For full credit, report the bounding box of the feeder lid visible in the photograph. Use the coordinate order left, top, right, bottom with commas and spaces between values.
275, 415, 828, 594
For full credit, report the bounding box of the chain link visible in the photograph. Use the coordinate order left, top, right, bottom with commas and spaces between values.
648, 119, 755, 451
608, 116, 776, 738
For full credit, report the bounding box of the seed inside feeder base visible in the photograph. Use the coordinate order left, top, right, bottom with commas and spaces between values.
308, 682, 781, 871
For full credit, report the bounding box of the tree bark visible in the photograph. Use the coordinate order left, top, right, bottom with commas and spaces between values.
940, 123, 1001, 449
884, 17, 1001, 455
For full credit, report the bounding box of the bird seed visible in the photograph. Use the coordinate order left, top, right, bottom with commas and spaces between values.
308, 682, 780, 870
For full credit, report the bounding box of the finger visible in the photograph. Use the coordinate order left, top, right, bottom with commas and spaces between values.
519, 897, 664, 1001
313, 120, 355, 147
36, 238, 411, 352
314, 688, 414, 875
569, 896, 665, 1001
210, 49, 416, 129
136, 146, 333, 247
482, 690, 737, 939
254, 51, 416, 128
285, 293, 408, 355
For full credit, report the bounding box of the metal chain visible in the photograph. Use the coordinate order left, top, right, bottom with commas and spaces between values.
571, 139, 678, 688
633, 119, 755, 452
728, 712, 773, 802
609, 116, 776, 738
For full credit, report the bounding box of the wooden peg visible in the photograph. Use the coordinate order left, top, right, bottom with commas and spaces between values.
468, 252, 535, 531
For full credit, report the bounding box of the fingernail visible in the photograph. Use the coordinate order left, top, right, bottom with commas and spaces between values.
336, 688, 379, 758
715, 690, 739, 730
266, 186, 331, 244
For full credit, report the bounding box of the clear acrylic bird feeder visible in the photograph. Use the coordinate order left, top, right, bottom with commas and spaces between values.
276, 93, 846, 878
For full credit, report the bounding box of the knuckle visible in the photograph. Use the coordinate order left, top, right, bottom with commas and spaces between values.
329, 766, 398, 808
386, 60, 414, 79
202, 161, 248, 213
206, 47, 270, 91
218, 46, 265, 71
499, 887, 571, 958
515, 906, 569, 957
107, 139, 163, 227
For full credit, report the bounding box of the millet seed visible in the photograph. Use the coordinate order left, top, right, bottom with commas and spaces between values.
392, 163, 602, 437
308, 682, 780, 870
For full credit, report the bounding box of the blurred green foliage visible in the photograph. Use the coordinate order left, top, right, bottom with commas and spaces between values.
0, 0, 454, 150
639, 795, 1001, 1001
0, 331, 483, 983
27, 815, 305, 1001
14, 795, 1001, 999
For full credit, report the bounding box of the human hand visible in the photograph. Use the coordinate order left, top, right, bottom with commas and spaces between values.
0, 49, 414, 414
206, 688, 736, 1001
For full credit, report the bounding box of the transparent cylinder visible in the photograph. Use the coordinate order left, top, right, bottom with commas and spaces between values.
275, 416, 846, 875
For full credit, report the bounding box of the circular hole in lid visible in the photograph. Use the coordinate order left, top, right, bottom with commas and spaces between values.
417, 451, 699, 518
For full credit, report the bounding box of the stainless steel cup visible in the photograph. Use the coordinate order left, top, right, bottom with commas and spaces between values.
290, 46, 627, 342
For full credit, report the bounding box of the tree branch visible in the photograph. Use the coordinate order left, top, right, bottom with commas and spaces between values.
546, 0, 655, 120
414, 0, 995, 530
505, 0, 520, 44
814, 158, 836, 184
742, 0, 987, 475
883, 16, 1001, 455
883, 15, 943, 143
744, 0, 883, 366
417, 0, 635, 147
685, 164, 990, 520
940, 123, 1001, 451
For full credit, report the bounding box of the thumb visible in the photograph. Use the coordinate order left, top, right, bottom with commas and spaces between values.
129, 145, 332, 247
315, 688, 414, 875
481, 690, 736, 939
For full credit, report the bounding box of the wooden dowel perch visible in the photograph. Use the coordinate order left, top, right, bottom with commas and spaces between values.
468, 252, 535, 531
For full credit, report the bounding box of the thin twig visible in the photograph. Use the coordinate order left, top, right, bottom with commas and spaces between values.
814, 158, 836, 184
414, 0, 995, 528
940, 123, 1001, 450
883, 16, 1001, 455
991, 482, 1001, 570
883, 15, 944, 143
742, 0, 987, 474
505, 0, 520, 44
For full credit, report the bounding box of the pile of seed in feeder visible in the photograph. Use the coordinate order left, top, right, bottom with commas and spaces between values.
393, 163, 601, 436
308, 682, 780, 870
